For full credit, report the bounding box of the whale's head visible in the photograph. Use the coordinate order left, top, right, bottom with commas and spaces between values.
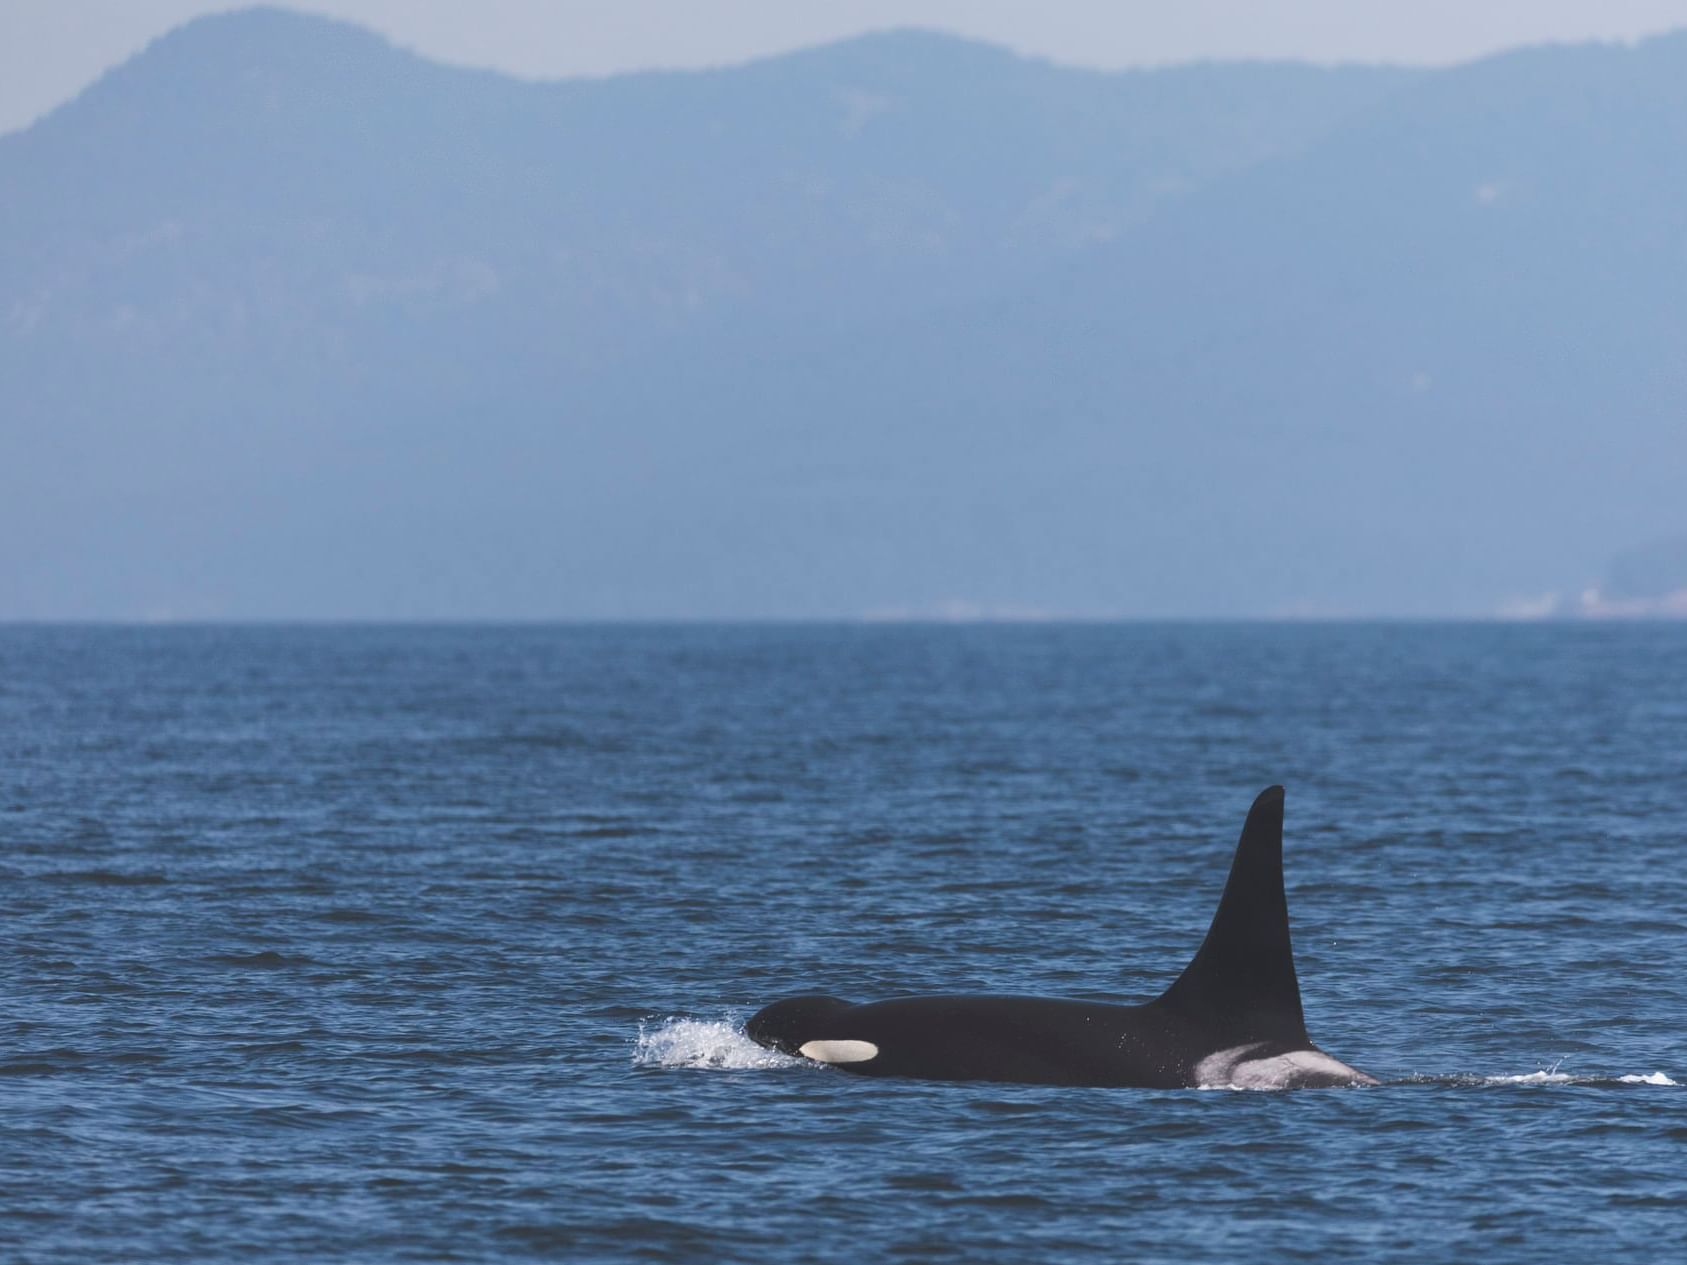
745, 994, 852, 1056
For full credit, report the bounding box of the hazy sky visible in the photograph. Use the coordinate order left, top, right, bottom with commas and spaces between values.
7, 0, 1687, 133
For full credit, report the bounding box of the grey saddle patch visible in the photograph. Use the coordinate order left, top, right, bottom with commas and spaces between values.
1196, 1043, 1378, 1090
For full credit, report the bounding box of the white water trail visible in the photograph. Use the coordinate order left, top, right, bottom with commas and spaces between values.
1440, 1055, 1680, 1088
1617, 1072, 1678, 1085
1481, 1066, 1678, 1088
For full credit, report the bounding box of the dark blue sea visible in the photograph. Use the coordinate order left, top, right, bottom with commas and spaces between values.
3, 624, 1684, 1262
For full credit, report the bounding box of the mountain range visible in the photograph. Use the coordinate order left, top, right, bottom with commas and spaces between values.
3, 7, 1684, 618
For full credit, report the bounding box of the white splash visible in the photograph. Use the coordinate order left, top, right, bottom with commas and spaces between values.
1617, 1072, 1678, 1086
632, 1017, 801, 1071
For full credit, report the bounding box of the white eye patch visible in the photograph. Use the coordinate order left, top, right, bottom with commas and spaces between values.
797, 1039, 880, 1064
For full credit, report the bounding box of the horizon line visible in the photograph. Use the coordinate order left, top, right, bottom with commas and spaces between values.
0, 614, 1674, 629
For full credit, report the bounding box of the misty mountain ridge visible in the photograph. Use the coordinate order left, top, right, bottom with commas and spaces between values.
2, 8, 1683, 618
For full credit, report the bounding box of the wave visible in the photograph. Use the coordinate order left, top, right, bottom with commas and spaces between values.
632, 1018, 800, 1071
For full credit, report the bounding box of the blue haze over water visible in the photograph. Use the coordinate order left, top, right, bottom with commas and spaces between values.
2, 623, 1684, 1261
8, 13, 1687, 620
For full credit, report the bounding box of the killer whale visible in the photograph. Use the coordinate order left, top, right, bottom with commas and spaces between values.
746, 786, 1376, 1089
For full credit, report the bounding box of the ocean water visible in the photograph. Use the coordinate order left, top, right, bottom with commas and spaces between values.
1, 623, 1683, 1263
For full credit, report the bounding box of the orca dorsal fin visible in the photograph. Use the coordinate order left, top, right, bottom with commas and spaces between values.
1154, 785, 1309, 1045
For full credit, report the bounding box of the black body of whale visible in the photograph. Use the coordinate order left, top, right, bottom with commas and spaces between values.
746, 786, 1376, 1089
